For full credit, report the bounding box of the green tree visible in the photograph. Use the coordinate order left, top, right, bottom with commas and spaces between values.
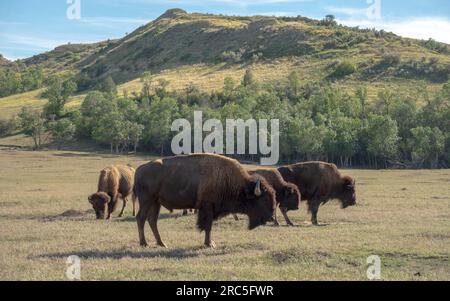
356, 87, 368, 120
79, 91, 116, 136
47, 119, 76, 150
409, 127, 445, 168
92, 110, 126, 153
242, 69, 254, 87
124, 121, 144, 153
376, 89, 395, 115
141, 97, 179, 156
17, 107, 46, 150
366, 114, 399, 168
288, 71, 300, 97
223, 77, 236, 97
330, 115, 360, 166
285, 116, 327, 161
100, 76, 117, 96
329, 61, 356, 79
322, 14, 337, 26
140, 71, 154, 99
43, 76, 77, 118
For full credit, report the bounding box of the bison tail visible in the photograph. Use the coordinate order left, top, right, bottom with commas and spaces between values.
132, 185, 138, 203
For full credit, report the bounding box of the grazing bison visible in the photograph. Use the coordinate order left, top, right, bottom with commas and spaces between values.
134, 154, 276, 249
278, 162, 356, 225
88, 165, 136, 219
248, 168, 301, 226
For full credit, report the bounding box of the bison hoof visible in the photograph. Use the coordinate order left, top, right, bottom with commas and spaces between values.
140, 242, 148, 248
287, 222, 294, 227
157, 242, 168, 248
205, 241, 216, 249
273, 222, 280, 227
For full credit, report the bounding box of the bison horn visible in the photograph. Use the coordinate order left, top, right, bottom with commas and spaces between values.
290, 187, 295, 194
254, 180, 262, 196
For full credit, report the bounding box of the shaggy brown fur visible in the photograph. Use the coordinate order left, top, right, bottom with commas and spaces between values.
248, 168, 301, 226
134, 154, 276, 249
88, 165, 136, 219
278, 162, 356, 225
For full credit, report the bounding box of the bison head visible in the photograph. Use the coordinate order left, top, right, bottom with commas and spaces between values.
339, 176, 356, 209
88, 192, 111, 219
279, 184, 301, 211
241, 177, 276, 230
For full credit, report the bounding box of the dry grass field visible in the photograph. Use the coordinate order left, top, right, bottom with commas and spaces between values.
0, 148, 449, 281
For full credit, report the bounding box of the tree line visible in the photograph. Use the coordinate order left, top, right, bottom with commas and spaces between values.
3, 71, 450, 169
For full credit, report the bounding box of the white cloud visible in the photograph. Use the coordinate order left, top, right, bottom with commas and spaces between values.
338, 17, 450, 44
257, 11, 298, 17
125, 0, 312, 8
77, 17, 150, 29
0, 33, 99, 52
325, 6, 366, 17
0, 33, 66, 50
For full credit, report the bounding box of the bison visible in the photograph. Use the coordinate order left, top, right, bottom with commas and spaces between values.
248, 168, 301, 226
278, 162, 356, 226
88, 165, 136, 219
134, 154, 276, 249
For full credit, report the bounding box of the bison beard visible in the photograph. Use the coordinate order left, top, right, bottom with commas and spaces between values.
278, 162, 356, 225
134, 154, 276, 249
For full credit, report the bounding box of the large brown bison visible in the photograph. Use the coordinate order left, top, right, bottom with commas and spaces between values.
134, 154, 276, 249
88, 165, 136, 219
278, 162, 356, 225
248, 168, 301, 226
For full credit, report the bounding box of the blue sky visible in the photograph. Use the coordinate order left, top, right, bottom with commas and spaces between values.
1, 0, 449, 60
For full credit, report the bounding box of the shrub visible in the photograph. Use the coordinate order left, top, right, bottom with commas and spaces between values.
381, 52, 401, 66
329, 61, 356, 79
0, 118, 17, 137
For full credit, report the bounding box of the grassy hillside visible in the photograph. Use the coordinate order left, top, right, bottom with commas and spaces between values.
78, 9, 450, 87
0, 55, 13, 68
1, 9, 449, 119
19, 41, 110, 74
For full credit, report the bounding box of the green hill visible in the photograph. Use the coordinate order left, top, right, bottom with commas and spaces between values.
75, 9, 450, 88
1, 9, 449, 117
19, 41, 110, 74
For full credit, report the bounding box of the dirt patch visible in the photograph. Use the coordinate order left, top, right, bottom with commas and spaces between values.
0, 201, 21, 207
42, 209, 94, 221
269, 249, 330, 264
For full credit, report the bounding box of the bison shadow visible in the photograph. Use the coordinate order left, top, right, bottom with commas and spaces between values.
40, 246, 232, 260
41, 248, 197, 260
115, 212, 192, 223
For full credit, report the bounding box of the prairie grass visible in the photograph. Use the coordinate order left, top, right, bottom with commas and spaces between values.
0, 148, 448, 280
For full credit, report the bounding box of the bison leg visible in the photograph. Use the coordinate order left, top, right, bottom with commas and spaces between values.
147, 202, 167, 248
131, 193, 137, 217
280, 207, 294, 226
233, 214, 239, 221
182, 209, 188, 216
272, 203, 280, 226
136, 205, 148, 247
118, 197, 127, 217
136, 192, 153, 247
309, 201, 320, 226
107, 193, 120, 219
197, 205, 216, 249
